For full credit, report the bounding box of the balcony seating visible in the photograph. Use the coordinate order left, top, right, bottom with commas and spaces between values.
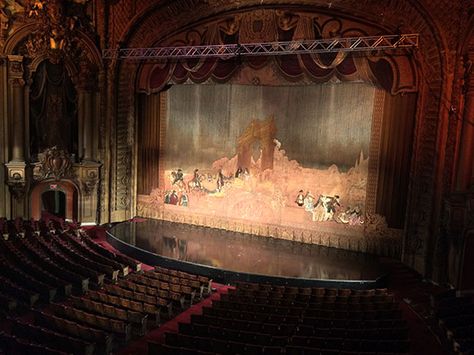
159, 281, 409, 354
87, 289, 161, 325
432, 291, 474, 355
58, 231, 128, 276
0, 332, 69, 355
79, 230, 142, 272
33, 310, 113, 354
10, 318, 95, 355
0, 256, 57, 303
0, 243, 72, 296
69, 294, 148, 336
49, 303, 132, 342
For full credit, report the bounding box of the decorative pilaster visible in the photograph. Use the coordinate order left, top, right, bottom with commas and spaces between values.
5, 161, 27, 199
456, 50, 474, 191
7, 55, 25, 162
442, 192, 474, 289
5, 55, 27, 207
77, 58, 98, 162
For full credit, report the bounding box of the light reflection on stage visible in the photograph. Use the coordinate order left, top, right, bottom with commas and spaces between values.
110, 219, 384, 282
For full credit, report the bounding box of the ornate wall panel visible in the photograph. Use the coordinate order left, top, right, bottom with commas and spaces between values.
0, 0, 104, 223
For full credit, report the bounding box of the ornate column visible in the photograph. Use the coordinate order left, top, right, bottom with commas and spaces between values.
0, 55, 10, 218
7, 55, 25, 162
5, 55, 27, 209
77, 59, 98, 162
76, 59, 101, 224
456, 50, 474, 191
442, 192, 474, 290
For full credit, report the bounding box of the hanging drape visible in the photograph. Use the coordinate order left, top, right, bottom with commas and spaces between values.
30, 60, 77, 157
141, 53, 388, 93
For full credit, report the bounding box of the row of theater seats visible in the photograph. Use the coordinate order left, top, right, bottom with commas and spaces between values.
432, 291, 474, 355
150, 281, 410, 355
0, 218, 213, 354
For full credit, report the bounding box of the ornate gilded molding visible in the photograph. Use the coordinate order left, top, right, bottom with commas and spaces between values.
77, 56, 98, 91
5, 161, 27, 200
81, 168, 100, 197
7, 54, 24, 84
0, 0, 24, 47
33, 147, 73, 181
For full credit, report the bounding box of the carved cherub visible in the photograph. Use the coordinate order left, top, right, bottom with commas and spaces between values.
28, 0, 44, 17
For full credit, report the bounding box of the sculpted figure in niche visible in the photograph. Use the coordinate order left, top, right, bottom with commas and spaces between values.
276, 10, 299, 41
0, 2, 9, 40
30, 60, 77, 157
1, 0, 24, 41
216, 16, 240, 43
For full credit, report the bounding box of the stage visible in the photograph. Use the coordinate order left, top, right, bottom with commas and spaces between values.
107, 219, 387, 289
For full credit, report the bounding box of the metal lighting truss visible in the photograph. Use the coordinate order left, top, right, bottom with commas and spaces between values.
103, 34, 419, 60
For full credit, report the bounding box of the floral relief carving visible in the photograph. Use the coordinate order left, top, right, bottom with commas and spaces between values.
35, 146, 73, 181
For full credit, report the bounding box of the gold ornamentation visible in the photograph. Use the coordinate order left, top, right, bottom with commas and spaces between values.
5, 161, 26, 200
82, 170, 99, 196
36, 146, 73, 180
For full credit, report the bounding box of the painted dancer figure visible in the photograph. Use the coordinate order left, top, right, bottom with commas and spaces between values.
179, 193, 189, 207
295, 190, 305, 206
172, 169, 184, 185
188, 168, 202, 190
304, 191, 315, 211
216, 169, 225, 192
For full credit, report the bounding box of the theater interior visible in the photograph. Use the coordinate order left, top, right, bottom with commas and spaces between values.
0, 0, 473, 354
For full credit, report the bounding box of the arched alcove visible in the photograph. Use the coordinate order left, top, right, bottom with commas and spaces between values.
30, 180, 78, 221
41, 190, 67, 220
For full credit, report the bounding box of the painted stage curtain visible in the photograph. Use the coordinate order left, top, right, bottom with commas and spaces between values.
144, 53, 381, 92
164, 83, 375, 171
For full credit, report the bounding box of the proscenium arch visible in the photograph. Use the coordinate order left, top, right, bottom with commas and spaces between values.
2, 22, 104, 77
111, 0, 449, 275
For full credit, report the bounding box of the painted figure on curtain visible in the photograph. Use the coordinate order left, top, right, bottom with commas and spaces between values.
160, 83, 373, 230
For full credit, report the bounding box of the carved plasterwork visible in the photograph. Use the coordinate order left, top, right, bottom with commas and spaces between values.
29, 156, 101, 223
76, 55, 98, 91
7, 54, 24, 84
5, 160, 27, 199
81, 168, 99, 196
0, 0, 24, 45
34, 146, 73, 181
9, 0, 95, 67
